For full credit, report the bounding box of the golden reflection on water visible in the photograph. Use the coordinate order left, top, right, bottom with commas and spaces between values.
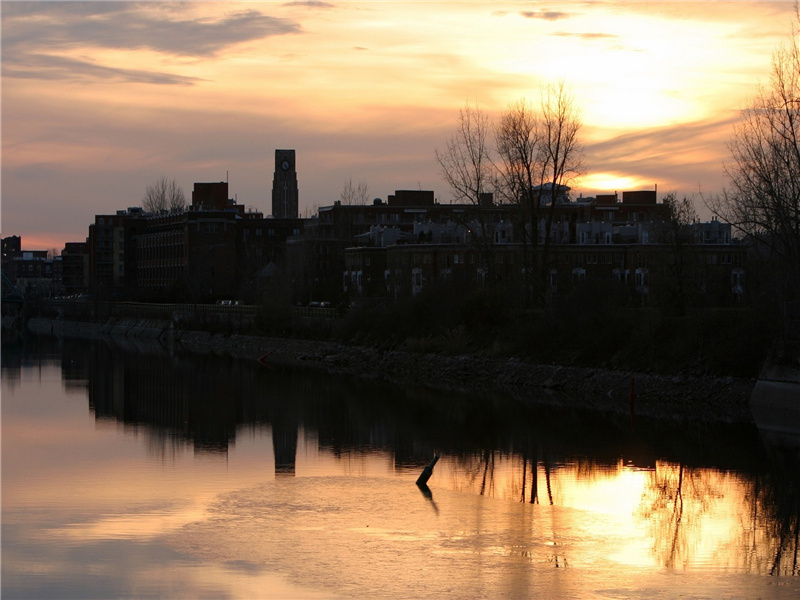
3, 359, 799, 599
429, 452, 798, 575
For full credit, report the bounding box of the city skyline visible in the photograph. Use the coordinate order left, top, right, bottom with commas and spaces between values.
2, 1, 795, 250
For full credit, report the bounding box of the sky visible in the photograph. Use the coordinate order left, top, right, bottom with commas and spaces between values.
1, 1, 795, 250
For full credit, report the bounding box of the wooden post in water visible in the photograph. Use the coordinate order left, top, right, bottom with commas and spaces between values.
416, 453, 440, 486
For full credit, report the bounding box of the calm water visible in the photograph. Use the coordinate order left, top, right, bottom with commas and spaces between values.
2, 334, 799, 599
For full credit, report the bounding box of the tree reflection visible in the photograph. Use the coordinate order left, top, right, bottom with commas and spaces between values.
638, 455, 800, 576
637, 461, 719, 569
9, 334, 800, 577
742, 447, 800, 576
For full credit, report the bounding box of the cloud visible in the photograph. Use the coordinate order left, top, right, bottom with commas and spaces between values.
583, 115, 741, 197
283, 0, 336, 8
553, 32, 620, 40
588, 117, 738, 164
520, 10, 571, 21
3, 53, 204, 86
1, 3, 303, 86
2, 3, 302, 58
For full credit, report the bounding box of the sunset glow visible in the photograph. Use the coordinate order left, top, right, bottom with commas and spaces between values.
1, 1, 794, 248
575, 173, 651, 195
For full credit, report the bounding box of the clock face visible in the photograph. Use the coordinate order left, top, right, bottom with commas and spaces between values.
281, 160, 290, 171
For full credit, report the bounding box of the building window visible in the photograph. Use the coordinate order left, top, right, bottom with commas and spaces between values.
635, 268, 649, 287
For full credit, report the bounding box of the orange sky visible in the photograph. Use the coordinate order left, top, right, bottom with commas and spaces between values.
1, 1, 794, 250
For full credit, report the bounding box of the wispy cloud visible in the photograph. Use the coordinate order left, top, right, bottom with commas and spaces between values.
2, 3, 303, 85
2, 4, 302, 58
520, 10, 571, 21
584, 115, 741, 196
3, 53, 204, 86
284, 1, 337, 8
553, 32, 620, 40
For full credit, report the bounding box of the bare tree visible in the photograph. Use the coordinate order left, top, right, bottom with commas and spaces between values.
538, 82, 585, 296
437, 102, 494, 205
496, 98, 544, 303
653, 193, 700, 316
436, 102, 497, 278
705, 6, 800, 298
495, 84, 584, 305
340, 178, 370, 205
142, 177, 186, 213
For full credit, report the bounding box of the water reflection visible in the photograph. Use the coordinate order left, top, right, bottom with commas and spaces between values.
2, 334, 799, 584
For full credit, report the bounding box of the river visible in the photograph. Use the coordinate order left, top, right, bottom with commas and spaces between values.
2, 334, 798, 599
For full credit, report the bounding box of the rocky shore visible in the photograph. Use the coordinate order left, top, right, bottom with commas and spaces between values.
21, 316, 757, 426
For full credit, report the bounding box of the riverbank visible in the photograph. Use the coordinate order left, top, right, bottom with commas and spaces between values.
18, 316, 757, 426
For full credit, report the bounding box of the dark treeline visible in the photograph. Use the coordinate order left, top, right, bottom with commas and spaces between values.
250, 277, 777, 379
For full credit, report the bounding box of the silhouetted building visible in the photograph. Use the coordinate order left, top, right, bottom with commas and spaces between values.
135, 182, 273, 301
88, 208, 146, 298
236, 217, 305, 303
2, 235, 21, 261
4, 250, 59, 298
61, 241, 89, 296
271, 149, 299, 219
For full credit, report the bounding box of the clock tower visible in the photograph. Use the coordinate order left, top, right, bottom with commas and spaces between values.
271, 149, 298, 219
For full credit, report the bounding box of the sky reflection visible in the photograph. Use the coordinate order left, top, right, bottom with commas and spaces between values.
2, 337, 799, 598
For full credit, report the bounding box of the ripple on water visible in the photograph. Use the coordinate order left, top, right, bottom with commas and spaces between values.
167, 477, 799, 600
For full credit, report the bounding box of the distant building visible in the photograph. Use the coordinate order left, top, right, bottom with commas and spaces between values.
2, 235, 21, 261
87, 208, 146, 297
4, 250, 59, 298
58, 161, 747, 312
61, 241, 89, 296
271, 149, 299, 219
134, 181, 295, 302
339, 188, 745, 307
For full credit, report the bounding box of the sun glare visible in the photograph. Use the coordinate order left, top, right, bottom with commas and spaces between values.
575, 173, 651, 194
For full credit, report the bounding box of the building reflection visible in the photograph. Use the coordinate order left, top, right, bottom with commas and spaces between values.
3, 334, 798, 576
